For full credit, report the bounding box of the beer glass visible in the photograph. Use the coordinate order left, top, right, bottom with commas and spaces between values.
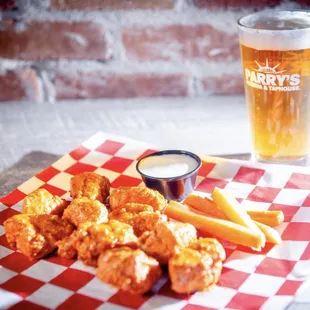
238, 11, 310, 164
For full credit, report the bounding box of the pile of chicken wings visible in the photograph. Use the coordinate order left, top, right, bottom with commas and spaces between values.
4, 172, 225, 295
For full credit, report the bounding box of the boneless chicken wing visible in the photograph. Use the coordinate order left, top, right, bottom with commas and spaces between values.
58, 220, 138, 266
108, 203, 167, 236
110, 203, 154, 214
56, 233, 78, 260
70, 172, 110, 203
4, 214, 50, 259
30, 214, 75, 247
63, 197, 108, 227
22, 189, 69, 216
4, 214, 74, 260
97, 247, 162, 295
138, 221, 197, 264
169, 238, 226, 294
109, 186, 167, 211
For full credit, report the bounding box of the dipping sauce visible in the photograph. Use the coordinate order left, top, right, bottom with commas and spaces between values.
138, 154, 199, 178
136, 150, 201, 201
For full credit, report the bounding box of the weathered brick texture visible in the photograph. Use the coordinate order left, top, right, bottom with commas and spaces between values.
55, 72, 191, 99
0, 19, 110, 60
193, 0, 282, 9
293, 0, 310, 5
0, 70, 41, 102
0, 0, 15, 10
122, 25, 240, 61
0, 0, 306, 102
50, 0, 175, 10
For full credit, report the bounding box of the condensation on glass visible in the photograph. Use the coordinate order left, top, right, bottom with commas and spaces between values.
238, 11, 310, 164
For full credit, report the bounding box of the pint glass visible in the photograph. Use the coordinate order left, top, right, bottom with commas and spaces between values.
238, 11, 310, 164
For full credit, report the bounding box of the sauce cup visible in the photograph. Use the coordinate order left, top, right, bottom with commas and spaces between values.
136, 150, 202, 201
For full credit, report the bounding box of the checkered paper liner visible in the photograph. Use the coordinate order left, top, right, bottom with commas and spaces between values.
1, 132, 310, 310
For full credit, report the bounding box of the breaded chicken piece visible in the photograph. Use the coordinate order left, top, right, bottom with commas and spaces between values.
61, 220, 138, 267
97, 247, 162, 295
30, 214, 75, 247
63, 198, 108, 227
56, 232, 78, 260
70, 172, 110, 203
57, 206, 111, 260
108, 203, 167, 236
138, 221, 197, 264
4, 214, 74, 260
22, 189, 69, 216
169, 238, 226, 294
109, 186, 167, 211
4, 214, 51, 258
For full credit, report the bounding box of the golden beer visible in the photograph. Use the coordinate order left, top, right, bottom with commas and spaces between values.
238, 11, 310, 163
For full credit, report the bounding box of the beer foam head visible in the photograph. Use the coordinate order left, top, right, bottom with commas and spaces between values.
238, 11, 310, 51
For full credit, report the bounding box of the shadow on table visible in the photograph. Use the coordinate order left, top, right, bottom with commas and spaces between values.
0, 151, 252, 197
0, 151, 61, 197
215, 153, 251, 161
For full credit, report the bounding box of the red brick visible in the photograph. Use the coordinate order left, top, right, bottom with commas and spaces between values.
55, 72, 190, 99
50, 0, 174, 10
202, 74, 244, 95
193, 0, 282, 9
0, 19, 110, 60
0, 69, 41, 102
122, 25, 239, 61
0, 0, 15, 10
293, 0, 310, 5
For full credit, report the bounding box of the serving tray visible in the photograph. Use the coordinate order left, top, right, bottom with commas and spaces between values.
1, 132, 310, 310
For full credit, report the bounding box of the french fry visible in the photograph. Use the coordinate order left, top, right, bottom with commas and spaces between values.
184, 194, 227, 219
247, 210, 284, 227
165, 201, 264, 250
185, 193, 284, 227
254, 221, 282, 244
211, 187, 266, 249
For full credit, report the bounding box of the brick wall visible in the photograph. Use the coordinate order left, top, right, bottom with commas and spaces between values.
0, 0, 308, 103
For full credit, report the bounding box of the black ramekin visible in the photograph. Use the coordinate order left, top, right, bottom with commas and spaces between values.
136, 150, 202, 201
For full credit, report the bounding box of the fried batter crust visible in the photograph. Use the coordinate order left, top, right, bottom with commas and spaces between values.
108, 203, 167, 236
70, 172, 110, 203
97, 247, 162, 295
30, 214, 75, 247
109, 187, 167, 211
58, 220, 138, 266
4, 214, 74, 260
63, 198, 108, 227
169, 238, 226, 294
22, 189, 69, 216
138, 221, 197, 264
56, 232, 78, 260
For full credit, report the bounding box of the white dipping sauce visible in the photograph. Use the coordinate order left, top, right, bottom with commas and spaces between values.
139, 154, 198, 178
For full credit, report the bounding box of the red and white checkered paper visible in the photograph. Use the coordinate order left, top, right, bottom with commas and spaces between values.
1, 132, 310, 310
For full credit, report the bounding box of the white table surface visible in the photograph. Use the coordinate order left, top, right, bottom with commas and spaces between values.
1, 95, 309, 309
0, 95, 251, 195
